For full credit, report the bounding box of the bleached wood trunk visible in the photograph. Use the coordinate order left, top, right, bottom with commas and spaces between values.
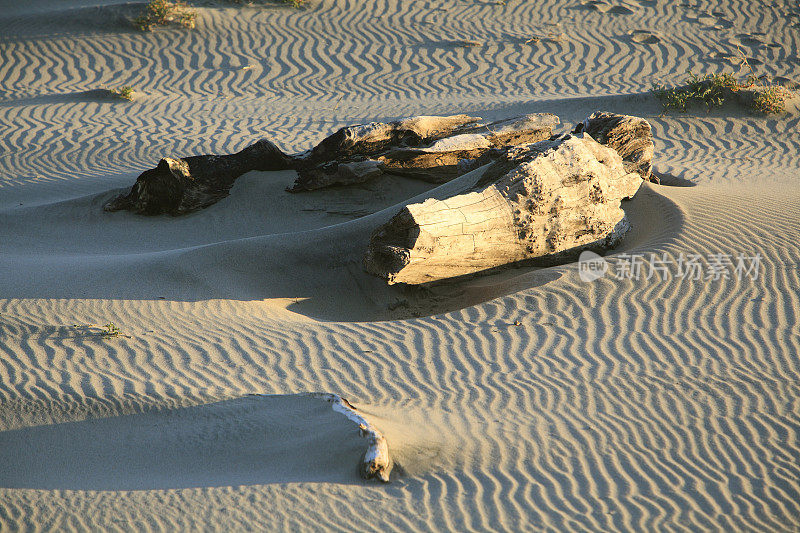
317, 393, 392, 483
363, 132, 644, 285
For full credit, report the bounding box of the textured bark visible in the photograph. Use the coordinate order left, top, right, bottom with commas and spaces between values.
317, 393, 392, 483
288, 114, 559, 191
363, 132, 644, 285
104, 138, 292, 215
304, 114, 482, 162
572, 111, 654, 181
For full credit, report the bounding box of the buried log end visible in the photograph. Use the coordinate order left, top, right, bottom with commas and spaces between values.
103, 158, 186, 215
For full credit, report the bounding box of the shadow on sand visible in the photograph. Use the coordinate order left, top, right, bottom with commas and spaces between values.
0, 394, 369, 490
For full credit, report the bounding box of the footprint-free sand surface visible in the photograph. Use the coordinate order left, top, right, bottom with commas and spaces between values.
1, 0, 799, 530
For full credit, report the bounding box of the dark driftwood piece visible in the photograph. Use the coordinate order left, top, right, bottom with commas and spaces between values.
363, 112, 654, 285
104, 139, 291, 215
288, 114, 560, 192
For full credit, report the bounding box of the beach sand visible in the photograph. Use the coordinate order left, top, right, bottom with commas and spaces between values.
1, 0, 799, 530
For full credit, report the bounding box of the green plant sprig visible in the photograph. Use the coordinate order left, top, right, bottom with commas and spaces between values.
134, 0, 197, 31
651, 52, 793, 115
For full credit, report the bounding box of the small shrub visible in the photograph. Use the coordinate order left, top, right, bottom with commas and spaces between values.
134, 0, 197, 31
102, 322, 121, 337
651, 71, 738, 112
751, 84, 793, 114
100, 322, 131, 338
652, 70, 793, 115
108, 86, 135, 101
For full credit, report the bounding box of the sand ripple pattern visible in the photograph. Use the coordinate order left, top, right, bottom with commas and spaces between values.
2, 0, 798, 185
1, 182, 799, 530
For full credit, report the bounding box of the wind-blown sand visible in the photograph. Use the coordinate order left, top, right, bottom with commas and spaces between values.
1, 0, 799, 530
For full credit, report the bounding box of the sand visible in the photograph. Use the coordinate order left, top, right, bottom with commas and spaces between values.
1, 0, 799, 530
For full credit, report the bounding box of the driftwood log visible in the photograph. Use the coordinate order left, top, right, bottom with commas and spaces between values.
572, 112, 654, 181
288, 113, 560, 191
105, 139, 291, 215
362, 112, 653, 285
317, 393, 392, 482
105, 114, 558, 215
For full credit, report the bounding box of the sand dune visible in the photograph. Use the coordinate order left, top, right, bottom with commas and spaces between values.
0, 394, 377, 490
1, 0, 799, 531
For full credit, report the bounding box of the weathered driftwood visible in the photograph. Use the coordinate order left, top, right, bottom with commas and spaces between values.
317, 393, 391, 482
104, 112, 649, 222
572, 111, 654, 181
106, 114, 558, 215
287, 113, 559, 191
363, 131, 645, 285
104, 138, 292, 215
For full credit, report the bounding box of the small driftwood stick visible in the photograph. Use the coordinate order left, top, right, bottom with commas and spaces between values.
317, 393, 391, 482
